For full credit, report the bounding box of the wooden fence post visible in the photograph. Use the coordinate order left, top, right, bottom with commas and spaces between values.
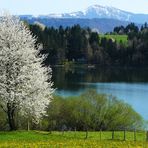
112, 131, 114, 140
85, 129, 88, 139
146, 131, 148, 141
134, 129, 136, 141
74, 127, 76, 137
123, 130, 126, 141
100, 129, 102, 140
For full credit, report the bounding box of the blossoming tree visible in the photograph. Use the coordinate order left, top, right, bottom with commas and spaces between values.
0, 14, 54, 130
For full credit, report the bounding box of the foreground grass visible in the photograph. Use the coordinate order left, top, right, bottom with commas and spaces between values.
0, 131, 148, 148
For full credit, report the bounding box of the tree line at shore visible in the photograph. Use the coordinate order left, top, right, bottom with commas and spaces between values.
0, 90, 144, 131
28, 22, 148, 67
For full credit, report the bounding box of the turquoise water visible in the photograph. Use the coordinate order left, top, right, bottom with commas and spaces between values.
52, 67, 148, 120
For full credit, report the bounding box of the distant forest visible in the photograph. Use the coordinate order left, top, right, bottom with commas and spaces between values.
28, 22, 148, 67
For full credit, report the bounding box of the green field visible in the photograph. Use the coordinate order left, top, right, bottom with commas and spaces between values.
0, 131, 148, 148
99, 34, 128, 45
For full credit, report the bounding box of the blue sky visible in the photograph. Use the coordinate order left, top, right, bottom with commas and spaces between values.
1, 0, 148, 15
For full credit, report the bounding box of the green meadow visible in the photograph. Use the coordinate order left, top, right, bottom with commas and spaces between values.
99, 34, 128, 45
0, 131, 148, 148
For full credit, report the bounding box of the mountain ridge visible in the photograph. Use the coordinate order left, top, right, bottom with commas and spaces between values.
20, 5, 146, 33
21, 5, 148, 24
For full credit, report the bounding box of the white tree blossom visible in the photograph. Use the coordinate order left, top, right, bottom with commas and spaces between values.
0, 13, 54, 130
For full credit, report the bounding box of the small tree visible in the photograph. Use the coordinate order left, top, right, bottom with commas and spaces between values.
0, 14, 54, 130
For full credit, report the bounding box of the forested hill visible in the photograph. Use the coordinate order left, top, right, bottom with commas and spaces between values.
22, 17, 130, 33
28, 22, 148, 67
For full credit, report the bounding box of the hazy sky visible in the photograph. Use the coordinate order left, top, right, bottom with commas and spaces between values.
1, 0, 148, 15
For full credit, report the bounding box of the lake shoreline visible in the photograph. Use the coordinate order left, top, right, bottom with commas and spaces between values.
51, 64, 148, 70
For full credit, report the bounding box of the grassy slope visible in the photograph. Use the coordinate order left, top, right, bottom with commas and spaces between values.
99, 34, 128, 45
0, 131, 148, 148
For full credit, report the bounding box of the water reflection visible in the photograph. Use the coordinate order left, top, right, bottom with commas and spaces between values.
52, 67, 148, 90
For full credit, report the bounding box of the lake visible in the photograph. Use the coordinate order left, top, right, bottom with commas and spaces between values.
52, 67, 148, 120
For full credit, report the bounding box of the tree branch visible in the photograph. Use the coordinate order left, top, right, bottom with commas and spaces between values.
0, 104, 7, 113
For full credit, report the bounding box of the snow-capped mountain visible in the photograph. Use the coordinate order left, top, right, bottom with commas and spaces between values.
20, 5, 147, 33
84, 5, 132, 21
38, 5, 148, 24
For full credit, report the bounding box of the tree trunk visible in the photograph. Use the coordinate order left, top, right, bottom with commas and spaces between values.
7, 111, 16, 130
7, 103, 16, 131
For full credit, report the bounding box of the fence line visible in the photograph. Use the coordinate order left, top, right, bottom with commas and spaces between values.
59, 130, 148, 142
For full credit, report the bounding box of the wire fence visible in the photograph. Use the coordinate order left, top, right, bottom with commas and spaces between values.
57, 130, 148, 142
